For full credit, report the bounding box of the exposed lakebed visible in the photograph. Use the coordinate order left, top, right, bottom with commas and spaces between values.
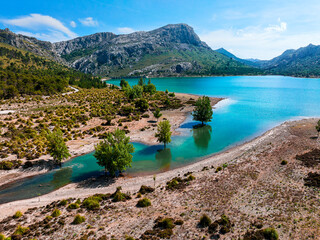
1, 75, 320, 203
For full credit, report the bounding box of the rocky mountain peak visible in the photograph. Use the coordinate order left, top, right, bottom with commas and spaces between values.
149, 23, 208, 48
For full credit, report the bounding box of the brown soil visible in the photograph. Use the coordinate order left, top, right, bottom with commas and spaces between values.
0, 118, 319, 239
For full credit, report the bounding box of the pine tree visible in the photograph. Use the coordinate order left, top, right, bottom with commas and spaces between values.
155, 120, 172, 148
192, 96, 213, 126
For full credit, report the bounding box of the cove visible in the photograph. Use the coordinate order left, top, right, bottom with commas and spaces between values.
1, 75, 320, 204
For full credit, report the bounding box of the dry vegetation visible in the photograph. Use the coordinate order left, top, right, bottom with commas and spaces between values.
0, 118, 320, 239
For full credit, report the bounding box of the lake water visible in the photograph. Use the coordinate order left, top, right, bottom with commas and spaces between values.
1, 75, 320, 203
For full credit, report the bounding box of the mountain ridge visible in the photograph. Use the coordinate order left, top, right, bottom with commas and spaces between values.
0, 24, 259, 77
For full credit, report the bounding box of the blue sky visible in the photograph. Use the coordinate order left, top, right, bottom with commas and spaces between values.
1, 0, 320, 59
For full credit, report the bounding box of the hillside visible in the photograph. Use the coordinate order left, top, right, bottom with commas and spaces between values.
0, 42, 106, 99
0, 24, 260, 77
216, 45, 320, 77
260, 44, 320, 77
215, 48, 262, 67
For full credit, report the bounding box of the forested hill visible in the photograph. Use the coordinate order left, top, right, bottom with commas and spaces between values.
0, 42, 106, 99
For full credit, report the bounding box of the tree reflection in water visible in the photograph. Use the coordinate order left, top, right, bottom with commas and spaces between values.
193, 125, 212, 150
155, 148, 172, 171
50, 167, 73, 189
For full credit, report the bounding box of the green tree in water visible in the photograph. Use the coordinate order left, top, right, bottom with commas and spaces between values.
46, 129, 70, 165
155, 120, 172, 148
192, 96, 213, 126
94, 129, 134, 177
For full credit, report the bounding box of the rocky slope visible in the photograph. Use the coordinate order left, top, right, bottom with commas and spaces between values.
0, 24, 259, 77
0, 28, 64, 64
53, 24, 258, 77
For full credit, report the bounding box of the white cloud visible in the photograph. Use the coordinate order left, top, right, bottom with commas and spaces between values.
265, 19, 287, 33
199, 20, 320, 60
70, 21, 76, 28
117, 27, 135, 34
79, 17, 98, 27
0, 14, 77, 42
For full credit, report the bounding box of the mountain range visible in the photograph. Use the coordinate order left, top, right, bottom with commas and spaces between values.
0, 24, 259, 77
217, 44, 320, 77
1, 23, 320, 78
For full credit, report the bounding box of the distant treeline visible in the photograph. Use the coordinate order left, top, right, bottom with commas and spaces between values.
0, 46, 106, 99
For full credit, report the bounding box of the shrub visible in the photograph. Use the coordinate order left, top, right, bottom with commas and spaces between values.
135, 99, 149, 112
58, 199, 68, 206
157, 229, 173, 238
125, 236, 135, 240
112, 187, 131, 202
0, 234, 6, 240
156, 218, 175, 229
137, 198, 151, 207
186, 175, 195, 181
14, 225, 29, 235
243, 227, 279, 240
51, 209, 61, 218
209, 222, 219, 233
72, 214, 85, 225
141, 114, 150, 118
281, 160, 287, 165
262, 228, 279, 240
82, 196, 101, 210
13, 211, 23, 219
139, 185, 155, 194
199, 214, 211, 227
67, 203, 80, 209
215, 166, 222, 173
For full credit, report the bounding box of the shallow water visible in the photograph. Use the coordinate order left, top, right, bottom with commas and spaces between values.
1, 75, 320, 203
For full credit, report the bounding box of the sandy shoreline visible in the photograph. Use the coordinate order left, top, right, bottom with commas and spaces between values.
0, 117, 313, 220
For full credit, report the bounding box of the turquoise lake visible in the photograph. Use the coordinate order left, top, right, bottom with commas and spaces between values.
1, 75, 320, 203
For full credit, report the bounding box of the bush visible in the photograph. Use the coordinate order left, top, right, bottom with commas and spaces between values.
157, 229, 173, 238
82, 196, 101, 210
112, 187, 131, 202
13, 211, 23, 219
72, 214, 85, 225
135, 99, 149, 112
58, 199, 68, 206
156, 218, 175, 229
0, 160, 22, 170
141, 114, 150, 118
281, 160, 288, 165
0, 234, 6, 240
51, 209, 61, 218
215, 166, 222, 173
14, 225, 29, 235
139, 185, 155, 194
137, 198, 151, 207
243, 227, 279, 240
199, 214, 211, 227
67, 203, 80, 209
262, 228, 279, 240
